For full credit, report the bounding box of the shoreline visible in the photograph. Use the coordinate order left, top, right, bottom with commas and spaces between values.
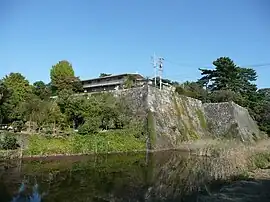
1, 138, 270, 161
1, 147, 198, 161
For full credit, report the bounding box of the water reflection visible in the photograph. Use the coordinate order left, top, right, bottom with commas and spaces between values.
10, 182, 43, 202
0, 151, 270, 201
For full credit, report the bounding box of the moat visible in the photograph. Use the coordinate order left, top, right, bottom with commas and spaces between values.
1, 151, 270, 202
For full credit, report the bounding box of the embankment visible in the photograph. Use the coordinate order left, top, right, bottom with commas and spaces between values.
116, 85, 264, 150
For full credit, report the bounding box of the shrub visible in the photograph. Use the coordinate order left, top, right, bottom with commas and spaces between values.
12, 120, 24, 132
78, 117, 101, 135
251, 152, 270, 169
0, 135, 18, 150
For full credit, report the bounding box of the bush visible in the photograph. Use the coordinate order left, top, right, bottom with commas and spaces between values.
251, 152, 270, 169
12, 120, 24, 132
0, 135, 18, 150
78, 117, 101, 135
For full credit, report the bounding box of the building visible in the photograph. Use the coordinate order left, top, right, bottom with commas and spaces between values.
81, 73, 145, 93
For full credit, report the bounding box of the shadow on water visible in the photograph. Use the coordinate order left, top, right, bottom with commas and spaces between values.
1, 151, 270, 201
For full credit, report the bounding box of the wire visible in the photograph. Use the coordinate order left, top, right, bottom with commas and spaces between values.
241, 63, 270, 68
164, 57, 270, 69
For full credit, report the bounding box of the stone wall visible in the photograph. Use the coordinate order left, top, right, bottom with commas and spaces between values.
147, 87, 209, 149
204, 102, 261, 142
114, 85, 262, 149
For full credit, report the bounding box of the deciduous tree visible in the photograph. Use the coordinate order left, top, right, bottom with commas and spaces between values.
50, 60, 83, 93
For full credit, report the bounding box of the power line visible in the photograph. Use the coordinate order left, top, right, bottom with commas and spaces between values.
164, 57, 270, 69
241, 63, 270, 68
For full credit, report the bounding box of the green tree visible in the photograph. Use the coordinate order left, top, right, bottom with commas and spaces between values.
33, 81, 51, 100
50, 60, 82, 93
47, 101, 65, 134
175, 81, 208, 102
0, 81, 11, 123
19, 95, 44, 131
99, 73, 112, 77
2, 73, 33, 122
123, 74, 136, 89
199, 57, 239, 91
198, 57, 257, 95
197, 57, 270, 135
78, 117, 101, 135
57, 90, 92, 129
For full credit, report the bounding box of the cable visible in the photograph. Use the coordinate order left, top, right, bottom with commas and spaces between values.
241, 63, 270, 68
164, 57, 270, 69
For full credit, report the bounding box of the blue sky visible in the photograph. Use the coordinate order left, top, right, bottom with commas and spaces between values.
1, 0, 269, 88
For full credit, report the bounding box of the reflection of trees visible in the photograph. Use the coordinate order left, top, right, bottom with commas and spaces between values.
0, 152, 244, 202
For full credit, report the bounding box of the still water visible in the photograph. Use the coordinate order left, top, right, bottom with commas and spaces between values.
1, 151, 270, 202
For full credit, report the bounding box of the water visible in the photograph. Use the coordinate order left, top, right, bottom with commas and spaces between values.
1, 151, 270, 202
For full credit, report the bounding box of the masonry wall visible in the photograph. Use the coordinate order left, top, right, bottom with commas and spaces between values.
115, 85, 263, 149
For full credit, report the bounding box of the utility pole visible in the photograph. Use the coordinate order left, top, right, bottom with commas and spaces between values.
158, 57, 164, 90
151, 53, 157, 87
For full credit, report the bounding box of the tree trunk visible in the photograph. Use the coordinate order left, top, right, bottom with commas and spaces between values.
53, 120, 56, 135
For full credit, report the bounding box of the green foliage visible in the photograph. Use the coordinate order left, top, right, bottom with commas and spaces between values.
33, 81, 51, 100
78, 117, 101, 135
208, 90, 245, 105
123, 74, 136, 89
250, 152, 270, 169
196, 109, 207, 129
191, 56, 270, 135
24, 130, 145, 155
0, 134, 18, 150
99, 73, 112, 77
175, 82, 208, 102
1, 73, 33, 122
0, 81, 11, 123
50, 60, 82, 93
199, 57, 257, 93
11, 120, 24, 132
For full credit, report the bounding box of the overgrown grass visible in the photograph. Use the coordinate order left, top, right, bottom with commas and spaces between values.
196, 109, 207, 129
249, 152, 270, 169
24, 129, 145, 156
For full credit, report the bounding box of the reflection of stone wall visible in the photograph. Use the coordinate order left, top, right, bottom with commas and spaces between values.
115, 85, 262, 149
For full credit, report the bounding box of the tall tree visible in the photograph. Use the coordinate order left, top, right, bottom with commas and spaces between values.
2, 73, 33, 122
19, 95, 45, 131
0, 81, 10, 105
0, 81, 11, 123
50, 60, 82, 93
199, 57, 239, 91
198, 57, 257, 95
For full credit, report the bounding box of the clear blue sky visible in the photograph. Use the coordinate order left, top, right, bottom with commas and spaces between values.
1, 0, 269, 88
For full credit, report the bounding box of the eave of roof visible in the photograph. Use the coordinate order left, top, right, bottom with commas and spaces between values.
81, 73, 144, 82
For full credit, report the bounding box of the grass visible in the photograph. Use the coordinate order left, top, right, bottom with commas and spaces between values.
172, 93, 200, 142
196, 109, 207, 129
24, 129, 145, 156
249, 152, 270, 169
